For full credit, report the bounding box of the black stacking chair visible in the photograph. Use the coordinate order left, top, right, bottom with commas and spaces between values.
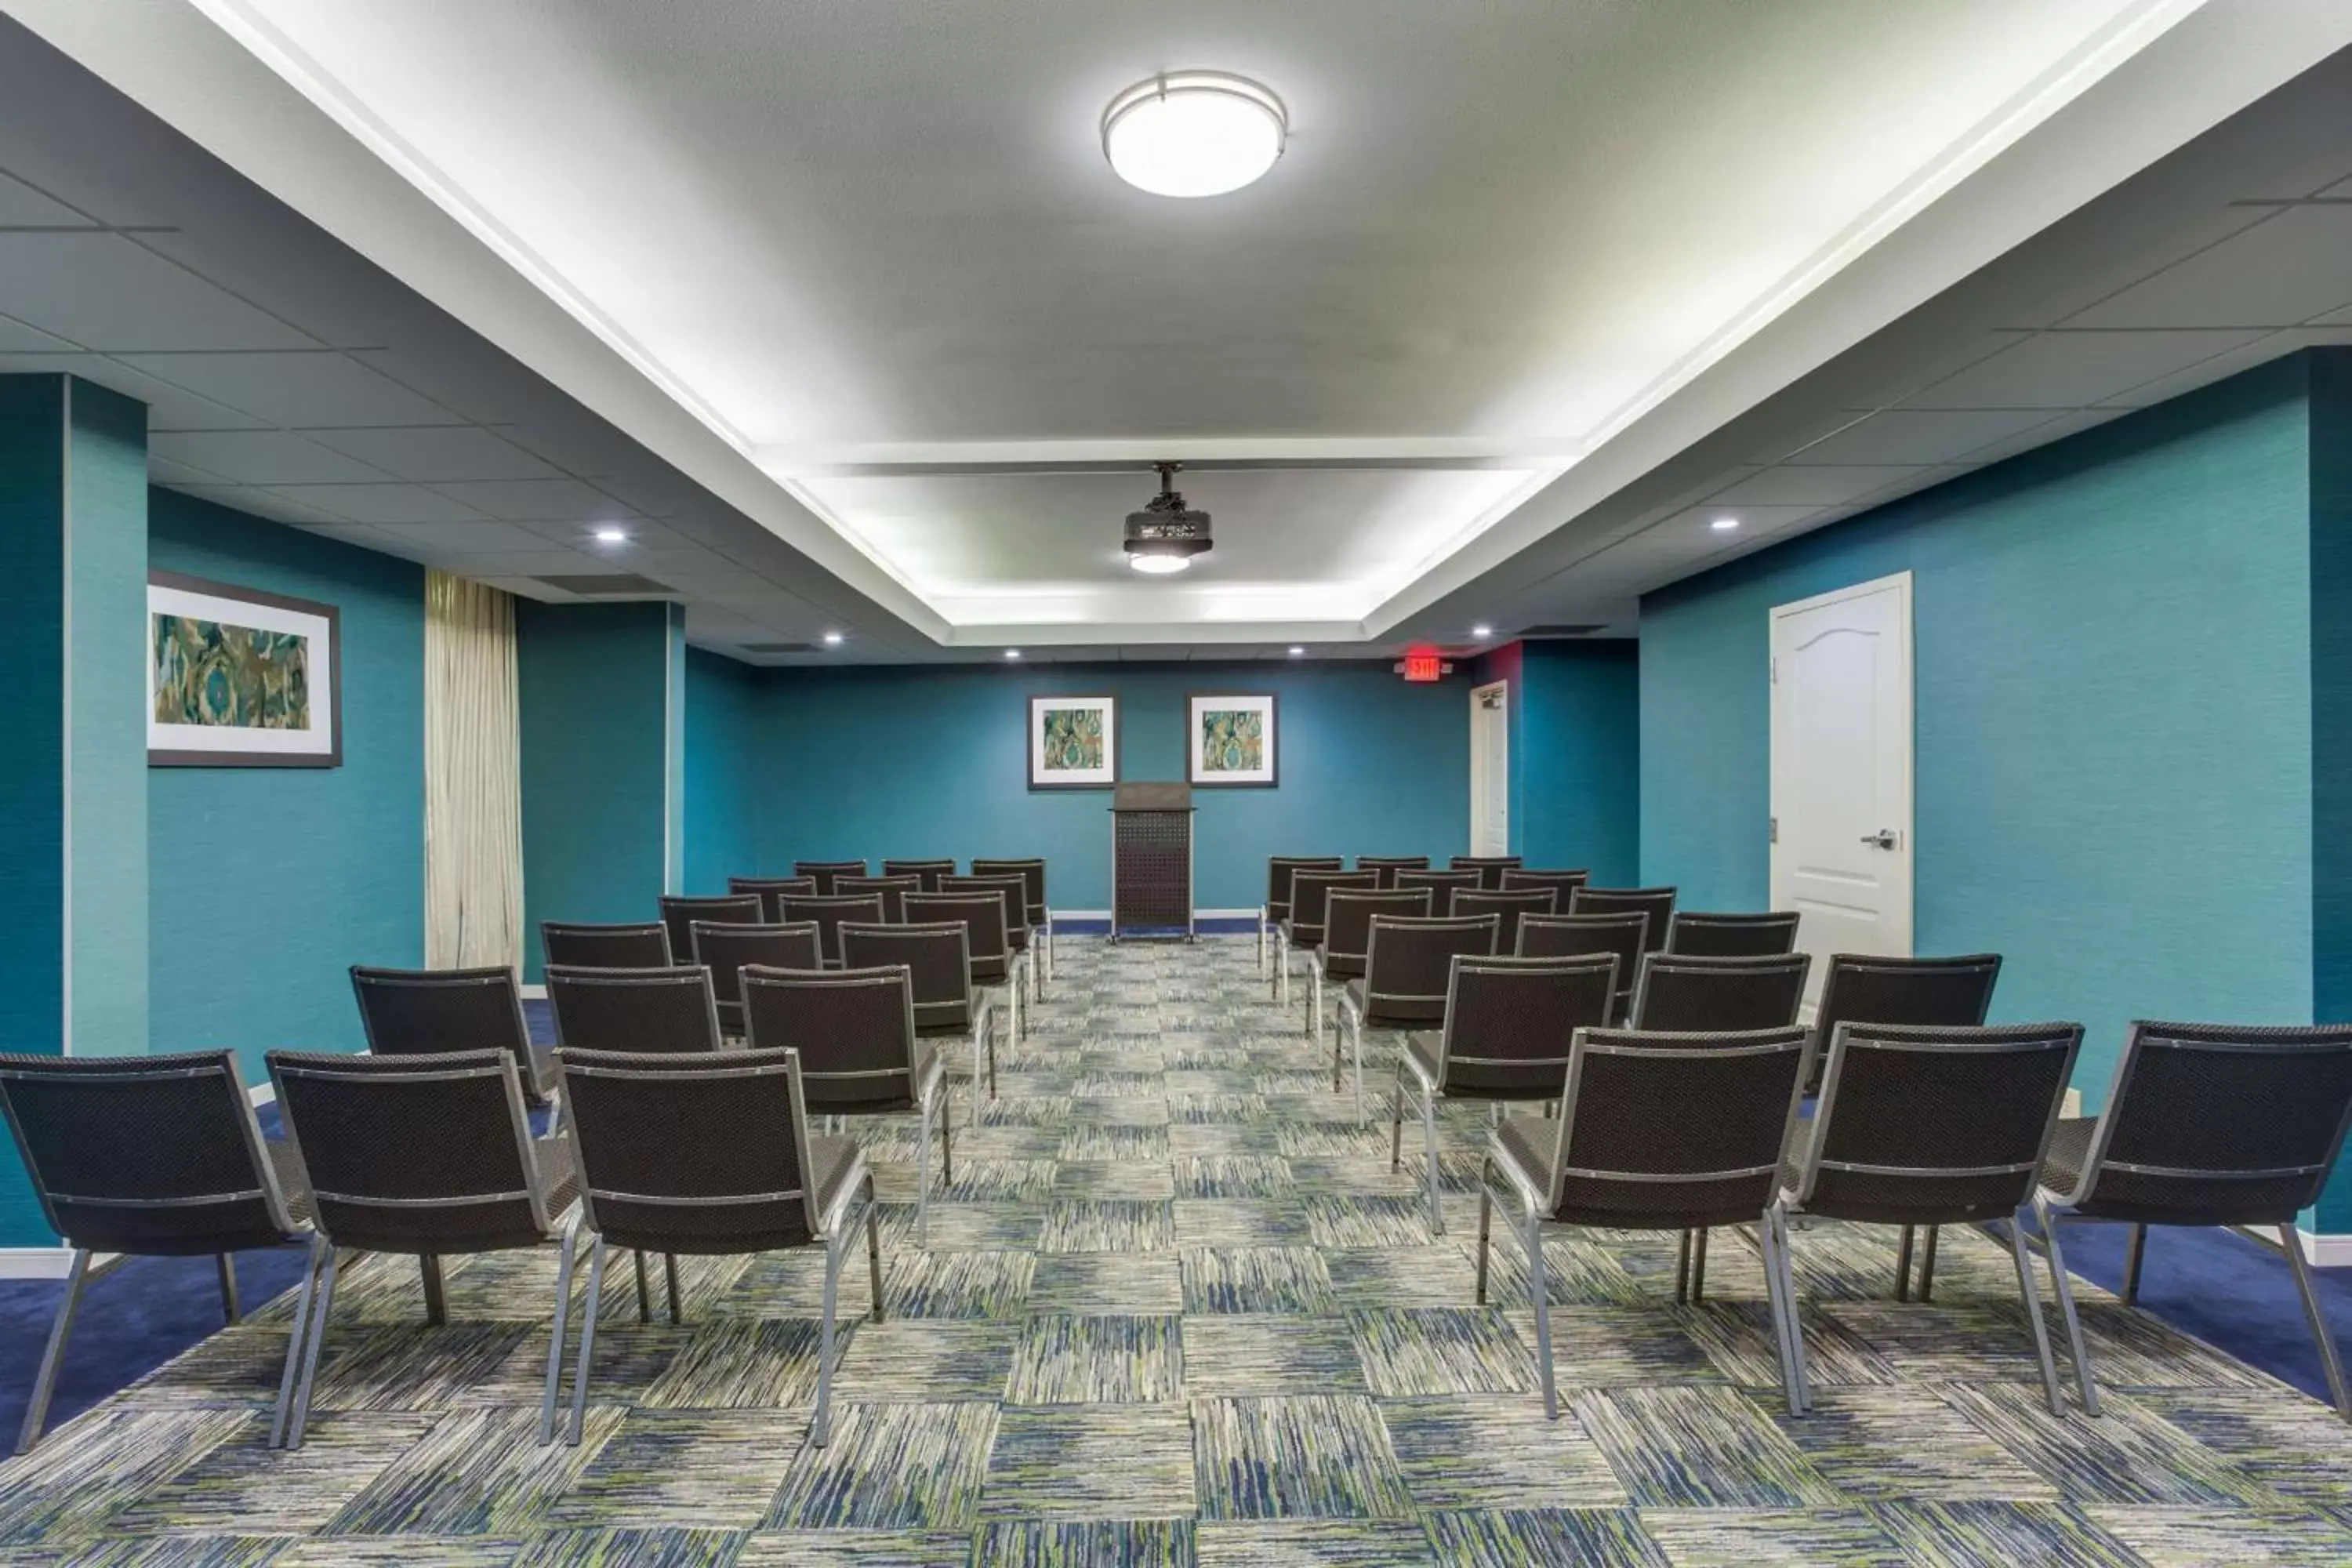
545, 965, 724, 1055
1450, 887, 1557, 955
351, 964, 552, 1102
1778, 1021, 2082, 1416
793, 860, 869, 898
1569, 887, 1679, 956
1322, 888, 1435, 996
658, 895, 760, 973
1399, 868, 1483, 905
1356, 855, 1431, 890
2032, 1021, 2352, 1420
1475, 1025, 1811, 1418
1502, 869, 1590, 900
907, 891, 1022, 1098
267, 1047, 576, 1448
1261, 856, 1343, 977
1450, 855, 1523, 891
1519, 913, 1650, 1025
1668, 911, 1802, 957
692, 922, 822, 1040
883, 858, 956, 893
1336, 914, 1500, 1122
782, 893, 888, 971
1277, 869, 1380, 1036
555, 1046, 881, 1448
945, 874, 1036, 1004
1632, 953, 1810, 1032
1390, 954, 1618, 1236
844, 922, 996, 1133
0, 1051, 313, 1453
729, 876, 817, 923
971, 858, 1053, 984
542, 921, 673, 971
838, 874, 920, 925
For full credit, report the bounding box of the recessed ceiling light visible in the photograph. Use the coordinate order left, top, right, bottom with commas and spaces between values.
1711, 516, 1740, 532
1128, 552, 1192, 575
1102, 71, 1287, 198
1004, 649, 1022, 660
592, 525, 629, 544
1471, 624, 1494, 639
822, 631, 844, 646
1288, 646, 1305, 657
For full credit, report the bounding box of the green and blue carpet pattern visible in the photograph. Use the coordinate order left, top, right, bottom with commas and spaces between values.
5, 937, 2352, 1564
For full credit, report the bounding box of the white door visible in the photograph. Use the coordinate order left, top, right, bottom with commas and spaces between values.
1769, 572, 1913, 1001
1470, 681, 1510, 857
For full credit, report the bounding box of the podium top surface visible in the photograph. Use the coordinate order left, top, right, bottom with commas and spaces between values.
1110, 781, 1193, 811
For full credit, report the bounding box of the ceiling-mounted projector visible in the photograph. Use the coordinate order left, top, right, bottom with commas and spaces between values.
1124, 462, 1211, 574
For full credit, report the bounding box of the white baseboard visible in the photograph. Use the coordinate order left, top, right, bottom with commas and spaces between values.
2061, 1087, 2082, 1118
0, 1247, 80, 1279
2296, 1229, 2352, 1267
249, 1082, 274, 1109
521, 983, 546, 1000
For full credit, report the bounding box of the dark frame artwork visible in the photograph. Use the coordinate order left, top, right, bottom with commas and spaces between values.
1187, 690, 1279, 789
147, 569, 343, 769
1027, 692, 1120, 792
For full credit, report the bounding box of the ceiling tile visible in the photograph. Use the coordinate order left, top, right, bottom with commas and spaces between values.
0, 353, 272, 431
0, 233, 318, 351
1704, 465, 1922, 508
1780, 409, 2053, 466
517, 518, 698, 553
2101, 324, 2352, 408
115, 351, 466, 428
429, 477, 637, 521
2062, 205, 2352, 328
262, 483, 491, 524
159, 482, 361, 528
146, 453, 233, 488
369, 521, 562, 554
1951, 408, 2127, 466
1900, 328, 2274, 411
148, 430, 393, 485
432, 550, 607, 576
286, 521, 412, 552
0, 315, 73, 353
0, 171, 87, 227
308, 425, 564, 482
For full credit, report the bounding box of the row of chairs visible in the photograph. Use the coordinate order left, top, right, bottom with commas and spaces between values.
731, 858, 1055, 990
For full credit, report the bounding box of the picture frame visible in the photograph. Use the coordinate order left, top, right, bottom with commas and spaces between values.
1189, 691, 1278, 788
1029, 693, 1119, 790
147, 570, 342, 768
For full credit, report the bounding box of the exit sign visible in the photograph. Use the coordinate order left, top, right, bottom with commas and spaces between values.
1397, 652, 1450, 683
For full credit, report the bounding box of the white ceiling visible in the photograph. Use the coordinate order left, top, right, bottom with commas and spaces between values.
7, 0, 2352, 659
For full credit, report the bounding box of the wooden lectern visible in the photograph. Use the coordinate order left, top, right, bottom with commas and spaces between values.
1109, 782, 1194, 942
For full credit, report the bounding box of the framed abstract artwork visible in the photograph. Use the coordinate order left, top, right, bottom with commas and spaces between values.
147, 571, 342, 768
1029, 694, 1119, 790
1189, 692, 1278, 787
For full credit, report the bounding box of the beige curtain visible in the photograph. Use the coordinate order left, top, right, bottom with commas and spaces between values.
425, 570, 524, 970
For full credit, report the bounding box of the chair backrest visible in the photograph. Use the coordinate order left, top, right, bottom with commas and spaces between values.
1287, 869, 1379, 942
1501, 869, 1590, 900
779, 894, 889, 967
558, 1046, 830, 1252
692, 923, 823, 1036
1266, 855, 1344, 914
1798, 1021, 2082, 1223
1631, 952, 1811, 1033
1568, 887, 1679, 953
1541, 1025, 1809, 1221
1398, 869, 1483, 902
1324, 889, 1434, 967
350, 964, 543, 1095
270, 1047, 553, 1253
1428, 954, 1617, 1098
906, 891, 1011, 980
658, 895, 760, 971
2069, 1021, 2352, 1224
0, 1051, 295, 1255
740, 965, 924, 1114
1815, 953, 2002, 1037
1450, 855, 1523, 891
1517, 913, 1649, 1017
545, 965, 724, 1054
728, 876, 817, 922
942, 873, 1029, 933
793, 860, 869, 897
970, 858, 1048, 920
542, 922, 672, 971
1356, 855, 1430, 890
841, 921, 974, 1033
881, 858, 957, 893
1449, 887, 1557, 954
838, 875, 920, 924
1362, 914, 1501, 1024
1668, 910, 1801, 957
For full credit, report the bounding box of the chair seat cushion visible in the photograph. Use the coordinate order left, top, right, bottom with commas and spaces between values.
265, 1137, 315, 1226
2040, 1116, 2095, 1200
1496, 1115, 1556, 1195
1322, 952, 1367, 980
535, 1133, 581, 1215
1344, 978, 1366, 1016
807, 1134, 862, 1225
1404, 1033, 1443, 1087
1279, 920, 1322, 951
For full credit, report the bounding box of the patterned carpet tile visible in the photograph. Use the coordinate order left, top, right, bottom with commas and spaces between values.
1382, 1396, 1628, 1512
1192, 1395, 1415, 1521
1004, 1315, 1182, 1403
1570, 1387, 1843, 1510
978, 1404, 1198, 1522
763, 1401, 997, 1530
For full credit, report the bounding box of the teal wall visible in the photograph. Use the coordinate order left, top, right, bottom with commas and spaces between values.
1640, 355, 2318, 1114
682, 646, 763, 895
1515, 641, 1641, 884
147, 490, 426, 1083
747, 662, 1472, 910
517, 600, 679, 978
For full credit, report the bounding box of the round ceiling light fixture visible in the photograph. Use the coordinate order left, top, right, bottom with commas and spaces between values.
1102, 71, 1287, 198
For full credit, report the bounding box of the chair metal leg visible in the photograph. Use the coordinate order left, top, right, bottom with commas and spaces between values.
541, 1218, 582, 1443
1421, 1091, 1444, 1237
2035, 1200, 2100, 1416
633, 1248, 652, 1323
1675, 1230, 1692, 1304
1690, 1227, 1709, 1301
941, 1091, 956, 1185
2006, 1210, 2064, 1417
1258, 909, 1268, 978
1894, 1225, 1914, 1301
1918, 1225, 1940, 1302
2281, 1223, 2352, 1420
866, 1182, 887, 1317
569, 1236, 608, 1446
813, 1225, 845, 1447
1276, 935, 1290, 1007
1389, 1069, 1407, 1169
1757, 1214, 1804, 1416
1352, 1017, 1367, 1126
989, 1006, 1000, 1094
270, 1237, 325, 1450
665, 1254, 684, 1324
420, 1254, 446, 1326
217, 1253, 241, 1326
1523, 1211, 1558, 1420
2122, 1222, 2147, 1305
1475, 1170, 1494, 1304
287, 1245, 343, 1450
1772, 1208, 1813, 1414
16, 1248, 92, 1455
971, 1021, 985, 1130
917, 1091, 934, 1248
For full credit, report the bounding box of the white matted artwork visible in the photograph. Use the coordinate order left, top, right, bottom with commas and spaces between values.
147, 571, 341, 768
1029, 694, 1119, 790
1189, 692, 1278, 787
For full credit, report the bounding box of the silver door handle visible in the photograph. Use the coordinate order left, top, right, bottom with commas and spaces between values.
1860, 830, 1896, 849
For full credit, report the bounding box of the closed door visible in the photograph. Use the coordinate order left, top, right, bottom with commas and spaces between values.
1470, 681, 1509, 857
1769, 572, 1913, 1002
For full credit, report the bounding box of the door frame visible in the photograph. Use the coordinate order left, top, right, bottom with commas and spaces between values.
1768, 569, 1915, 957
1469, 679, 1509, 858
